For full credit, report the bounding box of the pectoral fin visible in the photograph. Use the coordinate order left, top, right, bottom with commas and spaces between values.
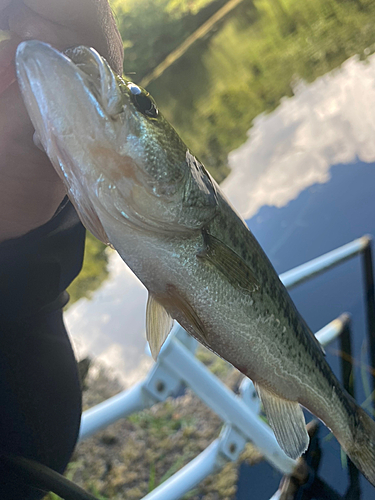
146, 293, 173, 360
197, 231, 260, 294
255, 384, 309, 459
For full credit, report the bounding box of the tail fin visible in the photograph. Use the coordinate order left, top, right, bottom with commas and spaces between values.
343, 406, 375, 487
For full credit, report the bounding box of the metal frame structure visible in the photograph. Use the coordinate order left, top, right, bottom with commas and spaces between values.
78, 235, 375, 500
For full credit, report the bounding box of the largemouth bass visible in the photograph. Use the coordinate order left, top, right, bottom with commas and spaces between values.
16, 40, 375, 486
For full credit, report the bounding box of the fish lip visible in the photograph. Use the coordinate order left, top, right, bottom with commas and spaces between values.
15, 40, 101, 114
15, 40, 122, 118
16, 40, 84, 80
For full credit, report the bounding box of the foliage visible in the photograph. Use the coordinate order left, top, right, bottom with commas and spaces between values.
62, 363, 239, 500
66, 232, 110, 306
111, 0, 228, 80
196, 345, 232, 378
128, 400, 196, 435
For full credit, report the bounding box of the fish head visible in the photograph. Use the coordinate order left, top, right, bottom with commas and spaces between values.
15, 41, 217, 243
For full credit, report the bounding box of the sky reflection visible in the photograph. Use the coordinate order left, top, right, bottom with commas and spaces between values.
65, 251, 152, 387
223, 53, 375, 218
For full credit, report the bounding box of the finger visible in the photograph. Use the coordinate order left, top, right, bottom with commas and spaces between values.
0, 0, 12, 14
24, 0, 123, 73
8, 3, 83, 48
0, 81, 67, 240
0, 32, 21, 95
1, 3, 83, 96
24, 0, 115, 31
1, 1, 123, 74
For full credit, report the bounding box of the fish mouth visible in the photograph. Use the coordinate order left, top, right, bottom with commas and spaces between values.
63, 44, 123, 116
15, 40, 124, 149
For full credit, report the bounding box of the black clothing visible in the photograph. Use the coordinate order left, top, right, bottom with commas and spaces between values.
0, 199, 85, 499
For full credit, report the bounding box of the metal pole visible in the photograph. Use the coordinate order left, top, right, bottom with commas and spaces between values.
338, 315, 360, 495
308, 478, 342, 500
79, 382, 154, 442
339, 314, 354, 397
281, 236, 370, 290
361, 239, 375, 411
141, 441, 221, 500
315, 315, 350, 347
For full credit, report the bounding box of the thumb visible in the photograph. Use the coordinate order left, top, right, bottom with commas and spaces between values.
24, 0, 123, 74
0, 32, 20, 95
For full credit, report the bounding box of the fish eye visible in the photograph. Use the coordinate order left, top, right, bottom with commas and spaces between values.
127, 83, 142, 95
127, 83, 158, 118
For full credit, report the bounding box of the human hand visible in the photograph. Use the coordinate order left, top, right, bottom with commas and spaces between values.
0, 0, 123, 242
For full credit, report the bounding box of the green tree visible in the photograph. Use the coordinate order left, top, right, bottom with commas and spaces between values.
111, 0, 228, 80
66, 232, 110, 306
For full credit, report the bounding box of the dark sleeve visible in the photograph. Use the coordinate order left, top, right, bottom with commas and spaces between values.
0, 198, 86, 321
0, 199, 86, 499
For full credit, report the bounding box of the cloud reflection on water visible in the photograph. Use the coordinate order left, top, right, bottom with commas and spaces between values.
66, 53, 375, 386
223, 54, 375, 219
66, 251, 152, 387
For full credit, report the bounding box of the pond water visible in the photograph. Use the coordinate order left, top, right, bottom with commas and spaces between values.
66, 0, 375, 496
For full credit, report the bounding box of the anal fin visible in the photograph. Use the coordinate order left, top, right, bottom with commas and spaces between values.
146, 293, 174, 360
255, 383, 309, 459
